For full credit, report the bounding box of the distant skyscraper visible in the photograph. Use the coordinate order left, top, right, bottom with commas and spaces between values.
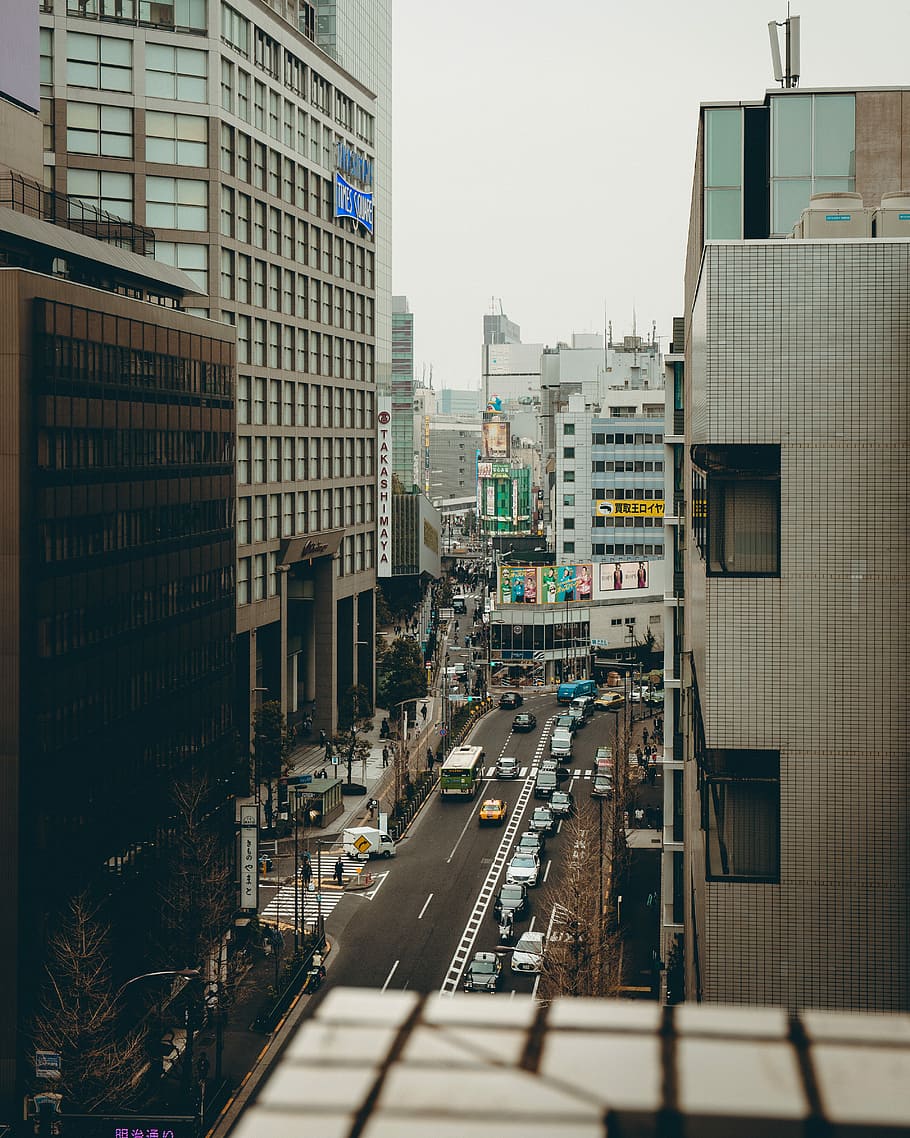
392, 295, 415, 488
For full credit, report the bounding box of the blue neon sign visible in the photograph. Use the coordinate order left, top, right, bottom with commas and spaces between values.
335, 172, 374, 235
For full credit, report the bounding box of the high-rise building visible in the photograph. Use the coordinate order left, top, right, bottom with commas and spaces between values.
391, 295, 415, 487
40, 0, 390, 736
481, 308, 542, 444
674, 84, 910, 1010
0, 71, 236, 1109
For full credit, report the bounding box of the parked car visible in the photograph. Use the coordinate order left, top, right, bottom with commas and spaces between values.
512, 712, 537, 732
529, 806, 556, 834
494, 882, 528, 920
499, 691, 523, 709
478, 799, 508, 825
550, 790, 574, 818
496, 755, 520, 779
506, 853, 540, 888
463, 951, 501, 993
511, 931, 545, 973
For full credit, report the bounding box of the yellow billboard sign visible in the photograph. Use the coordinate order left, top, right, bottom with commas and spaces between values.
595, 500, 664, 517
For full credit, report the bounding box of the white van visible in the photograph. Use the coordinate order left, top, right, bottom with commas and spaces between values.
343, 826, 396, 859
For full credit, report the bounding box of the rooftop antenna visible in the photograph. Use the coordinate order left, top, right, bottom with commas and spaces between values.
769, 10, 800, 88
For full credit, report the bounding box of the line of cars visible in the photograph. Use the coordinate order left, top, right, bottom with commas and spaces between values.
464, 786, 574, 993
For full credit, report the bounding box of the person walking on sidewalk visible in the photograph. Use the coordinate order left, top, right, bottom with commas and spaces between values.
333, 858, 345, 887
301, 851, 312, 887
382, 745, 390, 767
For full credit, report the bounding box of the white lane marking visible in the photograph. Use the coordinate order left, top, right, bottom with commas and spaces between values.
440, 716, 558, 996
543, 860, 552, 883
382, 960, 399, 991
418, 893, 434, 920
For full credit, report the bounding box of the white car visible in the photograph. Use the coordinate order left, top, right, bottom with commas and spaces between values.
506, 853, 540, 887
511, 930, 545, 973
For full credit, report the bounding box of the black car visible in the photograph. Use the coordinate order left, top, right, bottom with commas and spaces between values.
463, 951, 501, 993
499, 691, 523, 709
534, 771, 558, 799
493, 882, 528, 920
554, 713, 577, 735
512, 712, 537, 732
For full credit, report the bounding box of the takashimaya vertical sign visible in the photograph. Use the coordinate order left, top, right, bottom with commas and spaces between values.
377, 400, 392, 577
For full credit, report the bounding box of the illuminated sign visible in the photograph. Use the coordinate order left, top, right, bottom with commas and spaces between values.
482, 419, 510, 459
377, 401, 392, 577
335, 172, 374, 235
478, 461, 512, 479
595, 500, 664, 517
336, 141, 373, 187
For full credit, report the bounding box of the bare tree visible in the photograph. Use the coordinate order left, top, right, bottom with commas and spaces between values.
157, 777, 235, 976
537, 796, 623, 999
28, 894, 148, 1112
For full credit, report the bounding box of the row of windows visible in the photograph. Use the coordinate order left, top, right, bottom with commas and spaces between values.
592, 432, 664, 445
220, 251, 374, 332
238, 378, 373, 430
236, 434, 373, 485
220, 180, 375, 281
490, 623, 590, 651
66, 34, 207, 100
592, 516, 663, 528
592, 544, 664, 556
37, 566, 232, 658
226, 316, 374, 382
593, 460, 664, 473
219, 1, 374, 144
65, 0, 207, 33
36, 634, 233, 750
39, 500, 232, 564
591, 487, 663, 499
38, 428, 233, 471
237, 485, 373, 545
42, 334, 232, 398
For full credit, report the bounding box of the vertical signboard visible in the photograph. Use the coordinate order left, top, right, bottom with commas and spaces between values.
238, 802, 258, 912
377, 398, 392, 577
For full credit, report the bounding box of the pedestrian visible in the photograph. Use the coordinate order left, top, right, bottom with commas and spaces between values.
427, 747, 434, 769
634, 807, 645, 828
319, 729, 327, 748
301, 852, 312, 887
420, 703, 427, 722
636, 746, 644, 765
643, 728, 649, 746
647, 763, 657, 787
333, 857, 345, 887
382, 745, 390, 767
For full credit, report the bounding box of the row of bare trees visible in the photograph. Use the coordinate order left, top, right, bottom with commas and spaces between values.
536, 716, 633, 999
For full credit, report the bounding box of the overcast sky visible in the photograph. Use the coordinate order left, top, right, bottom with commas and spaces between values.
391, 0, 910, 391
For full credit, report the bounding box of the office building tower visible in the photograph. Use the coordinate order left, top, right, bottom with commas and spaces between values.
391, 295, 415, 488
41, 0, 390, 735
676, 85, 910, 1010
0, 64, 236, 1108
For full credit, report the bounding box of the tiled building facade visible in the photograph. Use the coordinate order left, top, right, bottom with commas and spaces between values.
679, 87, 910, 1010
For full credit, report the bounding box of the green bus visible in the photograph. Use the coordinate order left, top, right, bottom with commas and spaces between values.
439, 745, 486, 798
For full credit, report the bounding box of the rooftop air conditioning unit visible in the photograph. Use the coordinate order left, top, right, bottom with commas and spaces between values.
873, 191, 910, 237
793, 192, 872, 239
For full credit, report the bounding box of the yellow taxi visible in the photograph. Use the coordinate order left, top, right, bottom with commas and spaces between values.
478, 798, 508, 826
594, 691, 625, 711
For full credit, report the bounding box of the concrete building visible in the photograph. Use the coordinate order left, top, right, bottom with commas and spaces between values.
438, 386, 481, 415
0, 68, 237, 1109
40, 0, 390, 736
427, 415, 482, 502
481, 309, 542, 444
676, 85, 910, 1010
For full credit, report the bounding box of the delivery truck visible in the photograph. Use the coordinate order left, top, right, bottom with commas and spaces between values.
343, 826, 397, 859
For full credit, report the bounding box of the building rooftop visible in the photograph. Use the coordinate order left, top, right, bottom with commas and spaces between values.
230, 988, 910, 1137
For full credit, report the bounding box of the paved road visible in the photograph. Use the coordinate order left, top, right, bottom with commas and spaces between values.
309, 690, 630, 1001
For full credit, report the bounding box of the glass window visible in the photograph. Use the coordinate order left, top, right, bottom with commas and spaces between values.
67, 168, 133, 220
814, 94, 855, 177
145, 176, 208, 229
772, 94, 811, 177
66, 33, 132, 92
154, 241, 207, 290
705, 188, 741, 241
705, 106, 741, 187
772, 177, 812, 236
67, 103, 133, 157
146, 111, 207, 166
145, 44, 207, 102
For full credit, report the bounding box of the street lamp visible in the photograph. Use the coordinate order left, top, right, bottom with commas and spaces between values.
116, 969, 204, 1101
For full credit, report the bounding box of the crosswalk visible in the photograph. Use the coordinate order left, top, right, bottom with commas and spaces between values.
485, 766, 597, 780
260, 856, 368, 928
